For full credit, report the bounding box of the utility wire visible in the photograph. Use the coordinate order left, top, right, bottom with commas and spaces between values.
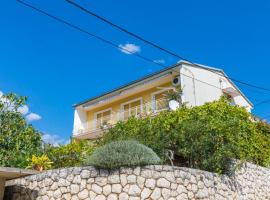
65, 0, 270, 93
16, 0, 269, 99
254, 99, 270, 106
65, 0, 187, 61
262, 115, 270, 120
16, 0, 166, 68
16, 0, 226, 92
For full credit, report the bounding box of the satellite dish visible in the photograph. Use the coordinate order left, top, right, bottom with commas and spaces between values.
169, 100, 180, 111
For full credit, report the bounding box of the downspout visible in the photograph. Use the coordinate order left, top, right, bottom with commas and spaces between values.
182, 66, 197, 106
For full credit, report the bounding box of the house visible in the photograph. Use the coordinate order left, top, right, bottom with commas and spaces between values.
72, 61, 253, 140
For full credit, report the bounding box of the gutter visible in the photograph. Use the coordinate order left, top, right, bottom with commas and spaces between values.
73, 63, 181, 108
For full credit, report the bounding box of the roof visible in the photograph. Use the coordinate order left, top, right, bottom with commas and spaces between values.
74, 61, 252, 108
73, 62, 182, 107
181, 60, 223, 73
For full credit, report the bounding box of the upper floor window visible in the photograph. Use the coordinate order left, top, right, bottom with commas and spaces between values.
121, 98, 142, 120
152, 89, 173, 111
94, 109, 112, 129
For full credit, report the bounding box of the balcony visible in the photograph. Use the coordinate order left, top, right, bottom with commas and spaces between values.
73, 98, 170, 140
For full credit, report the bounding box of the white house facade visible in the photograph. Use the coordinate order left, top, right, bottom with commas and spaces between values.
180, 61, 252, 110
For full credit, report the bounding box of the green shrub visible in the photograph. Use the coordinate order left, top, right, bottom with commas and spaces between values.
172, 100, 270, 173
45, 140, 96, 169
99, 112, 176, 161
85, 140, 161, 169
99, 97, 270, 173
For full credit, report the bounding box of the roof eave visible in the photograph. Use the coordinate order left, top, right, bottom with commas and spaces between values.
73, 63, 181, 108
73, 60, 253, 109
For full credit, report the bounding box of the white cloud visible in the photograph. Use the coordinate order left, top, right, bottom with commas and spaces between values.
118, 43, 141, 54
26, 113, 42, 122
0, 91, 41, 121
42, 134, 66, 147
154, 59, 165, 64
18, 105, 29, 115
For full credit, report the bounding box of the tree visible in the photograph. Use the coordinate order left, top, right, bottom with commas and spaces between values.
0, 93, 42, 168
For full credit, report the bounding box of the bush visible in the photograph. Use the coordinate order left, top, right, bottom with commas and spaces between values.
45, 140, 96, 169
172, 100, 270, 173
85, 140, 161, 169
99, 97, 270, 173
99, 114, 174, 162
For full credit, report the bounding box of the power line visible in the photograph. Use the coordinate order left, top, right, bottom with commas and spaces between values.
17, 0, 270, 101
16, 0, 226, 92
240, 87, 270, 96
254, 99, 270, 106
65, 0, 270, 93
17, 0, 269, 109
65, 0, 187, 61
16, 0, 167, 68
262, 115, 270, 120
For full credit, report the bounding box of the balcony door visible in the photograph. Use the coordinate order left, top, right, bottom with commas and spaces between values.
121, 98, 142, 120
94, 108, 112, 129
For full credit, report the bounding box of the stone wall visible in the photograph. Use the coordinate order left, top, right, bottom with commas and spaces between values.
4, 162, 270, 200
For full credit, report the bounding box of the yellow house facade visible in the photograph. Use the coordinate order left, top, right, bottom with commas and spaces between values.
86, 81, 172, 129
73, 65, 180, 140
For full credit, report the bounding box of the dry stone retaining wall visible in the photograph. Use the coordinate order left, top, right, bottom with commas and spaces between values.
4, 162, 270, 200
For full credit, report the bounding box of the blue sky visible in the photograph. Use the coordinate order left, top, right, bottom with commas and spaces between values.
1, 0, 270, 144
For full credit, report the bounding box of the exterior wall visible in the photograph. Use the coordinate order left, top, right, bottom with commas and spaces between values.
180, 63, 252, 111
85, 82, 171, 131
5, 162, 270, 200
73, 109, 87, 136
234, 96, 252, 112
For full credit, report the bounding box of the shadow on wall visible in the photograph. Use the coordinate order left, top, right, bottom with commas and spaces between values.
4, 186, 38, 200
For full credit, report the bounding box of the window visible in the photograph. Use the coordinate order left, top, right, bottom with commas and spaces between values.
121, 98, 142, 120
152, 90, 173, 111
94, 109, 112, 129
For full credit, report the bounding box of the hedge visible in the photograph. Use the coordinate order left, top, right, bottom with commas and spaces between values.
99, 97, 270, 173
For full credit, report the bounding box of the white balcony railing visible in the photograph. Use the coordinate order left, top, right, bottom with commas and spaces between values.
74, 98, 170, 139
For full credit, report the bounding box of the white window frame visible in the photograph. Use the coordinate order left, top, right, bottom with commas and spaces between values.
151, 89, 169, 111
93, 108, 112, 129
120, 97, 143, 120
